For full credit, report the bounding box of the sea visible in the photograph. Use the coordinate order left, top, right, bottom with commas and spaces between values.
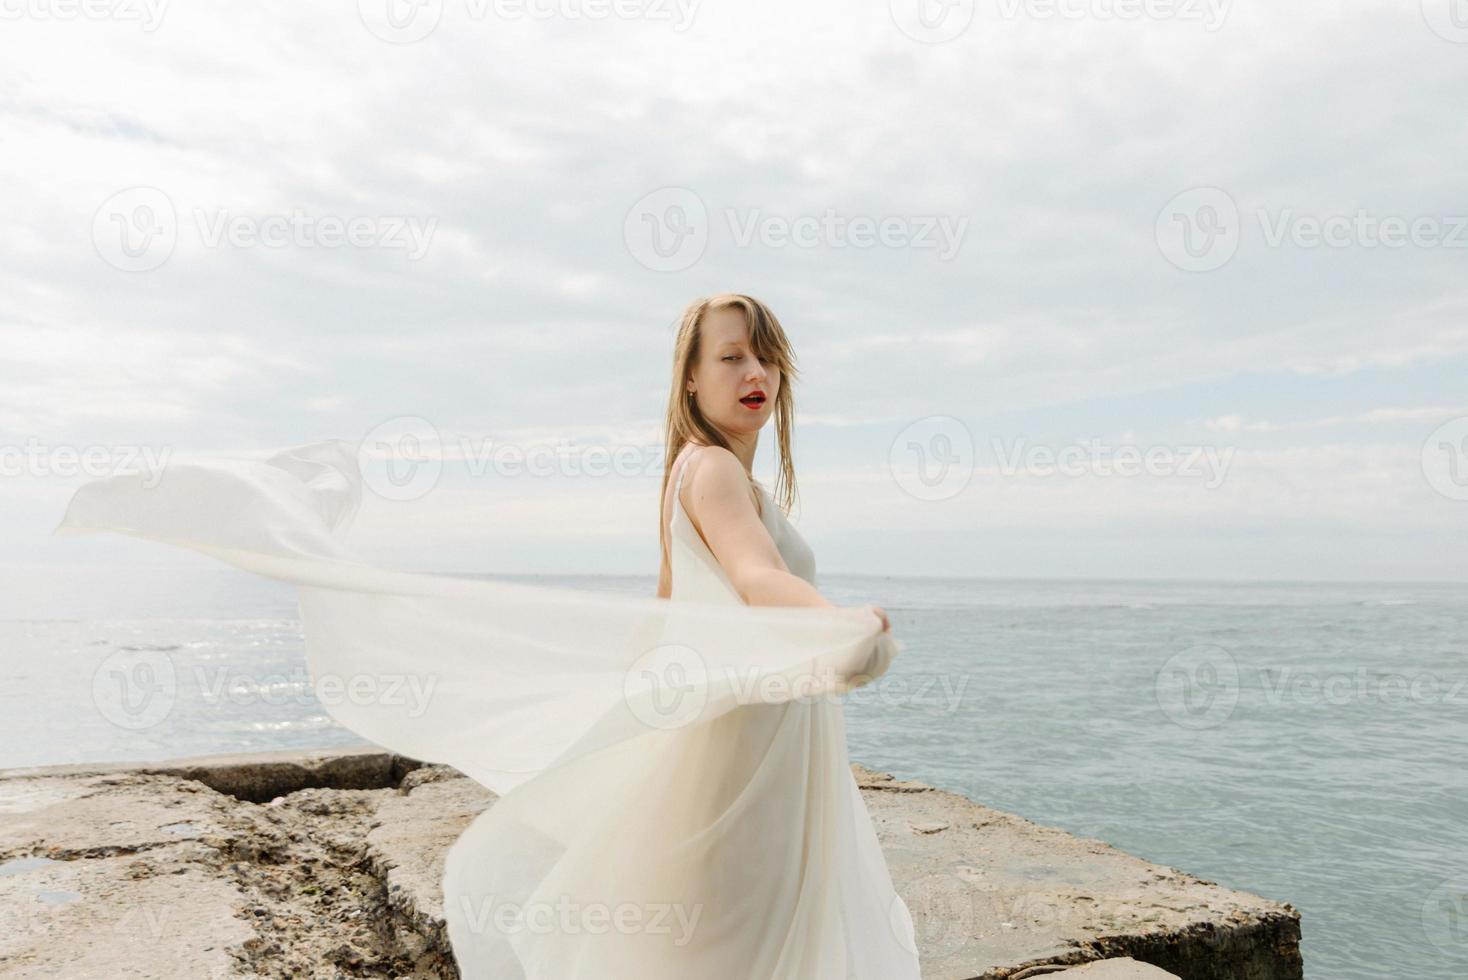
1, 564, 1464, 980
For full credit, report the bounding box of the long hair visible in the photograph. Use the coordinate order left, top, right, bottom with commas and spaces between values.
659, 293, 801, 571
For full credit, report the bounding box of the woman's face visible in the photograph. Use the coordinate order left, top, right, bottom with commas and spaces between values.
688, 308, 780, 436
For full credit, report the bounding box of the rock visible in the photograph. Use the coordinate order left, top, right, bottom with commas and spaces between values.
850, 762, 1302, 979
0, 748, 1303, 979
1013, 957, 1180, 977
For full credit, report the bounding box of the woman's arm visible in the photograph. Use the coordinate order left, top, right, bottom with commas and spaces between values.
675, 447, 891, 631
679, 447, 832, 610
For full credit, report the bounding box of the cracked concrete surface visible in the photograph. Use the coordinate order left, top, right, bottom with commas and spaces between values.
0, 747, 1302, 979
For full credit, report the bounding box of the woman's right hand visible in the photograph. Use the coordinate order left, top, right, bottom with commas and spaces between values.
867, 604, 891, 633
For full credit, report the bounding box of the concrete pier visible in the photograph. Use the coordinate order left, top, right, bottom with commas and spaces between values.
0, 746, 1302, 979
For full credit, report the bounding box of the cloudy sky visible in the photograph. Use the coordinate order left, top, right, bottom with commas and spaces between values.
3, 0, 1466, 581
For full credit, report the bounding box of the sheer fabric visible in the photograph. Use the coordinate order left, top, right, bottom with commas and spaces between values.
54, 440, 921, 978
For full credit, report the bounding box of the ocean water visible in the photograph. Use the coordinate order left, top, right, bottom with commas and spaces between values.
1, 564, 1464, 980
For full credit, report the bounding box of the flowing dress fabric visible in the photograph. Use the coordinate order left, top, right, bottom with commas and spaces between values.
53, 440, 921, 979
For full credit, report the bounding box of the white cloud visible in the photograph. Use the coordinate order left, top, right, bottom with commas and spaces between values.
5, 0, 1466, 577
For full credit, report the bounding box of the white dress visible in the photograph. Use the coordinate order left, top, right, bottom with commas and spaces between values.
53, 440, 921, 979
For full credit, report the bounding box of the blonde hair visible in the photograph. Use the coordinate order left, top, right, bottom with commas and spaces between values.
659, 293, 801, 570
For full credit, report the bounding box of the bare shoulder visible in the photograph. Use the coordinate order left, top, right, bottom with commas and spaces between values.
678, 446, 781, 585
681, 446, 760, 523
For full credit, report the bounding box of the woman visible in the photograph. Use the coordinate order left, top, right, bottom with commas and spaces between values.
629, 293, 917, 976
54, 294, 919, 978
656, 293, 890, 631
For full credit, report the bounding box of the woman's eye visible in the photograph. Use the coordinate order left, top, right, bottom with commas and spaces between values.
723, 355, 739, 361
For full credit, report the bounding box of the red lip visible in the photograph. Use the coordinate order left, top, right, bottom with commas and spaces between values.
739, 390, 767, 408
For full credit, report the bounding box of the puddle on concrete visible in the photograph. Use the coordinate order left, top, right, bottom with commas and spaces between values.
0, 856, 62, 878
34, 889, 82, 905
0, 786, 79, 815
